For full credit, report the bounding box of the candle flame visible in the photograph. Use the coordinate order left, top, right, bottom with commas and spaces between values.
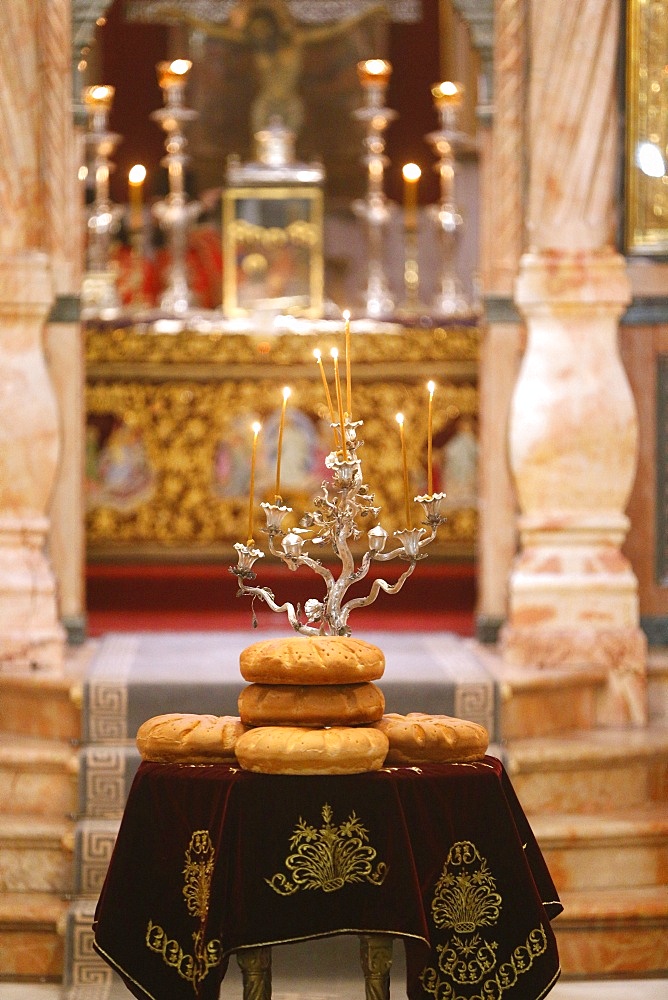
129, 164, 146, 185
342, 309, 351, 322
396, 412, 404, 426
169, 59, 192, 76
313, 348, 321, 361
427, 380, 436, 395
282, 386, 292, 402
330, 347, 339, 360
252, 421, 261, 436
402, 163, 421, 182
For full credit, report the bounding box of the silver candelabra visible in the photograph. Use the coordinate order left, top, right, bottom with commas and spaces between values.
151, 59, 202, 315
82, 85, 123, 317
351, 59, 397, 320
230, 415, 446, 636
426, 81, 470, 319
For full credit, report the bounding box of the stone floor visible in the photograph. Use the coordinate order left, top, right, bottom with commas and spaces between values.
0, 979, 666, 1000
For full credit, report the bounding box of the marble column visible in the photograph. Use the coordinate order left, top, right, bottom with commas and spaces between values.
475, 0, 526, 639
0, 3, 65, 672
500, 0, 647, 725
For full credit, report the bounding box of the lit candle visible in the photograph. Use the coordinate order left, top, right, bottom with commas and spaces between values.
331, 348, 347, 460
247, 421, 261, 544
402, 163, 421, 231
156, 58, 192, 92
343, 309, 352, 417
314, 349, 339, 449
431, 80, 464, 109
357, 59, 393, 89
128, 164, 146, 232
396, 412, 411, 528
275, 386, 291, 499
427, 380, 435, 495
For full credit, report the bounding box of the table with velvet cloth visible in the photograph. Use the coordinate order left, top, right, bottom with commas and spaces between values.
92, 755, 563, 1000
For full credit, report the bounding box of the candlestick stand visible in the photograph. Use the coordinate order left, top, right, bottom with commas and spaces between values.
151, 60, 202, 315
81, 86, 123, 318
230, 417, 446, 636
426, 82, 470, 320
351, 60, 397, 320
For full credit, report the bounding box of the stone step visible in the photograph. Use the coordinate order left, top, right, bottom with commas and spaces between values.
0, 643, 93, 743
0, 890, 69, 979
529, 803, 668, 893
554, 885, 668, 976
0, 814, 74, 895
468, 641, 606, 739
504, 725, 668, 814
0, 733, 79, 817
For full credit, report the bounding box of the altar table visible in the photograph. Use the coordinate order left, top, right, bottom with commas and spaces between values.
92, 756, 562, 1000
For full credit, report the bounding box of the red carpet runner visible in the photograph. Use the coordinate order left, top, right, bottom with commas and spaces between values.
86, 561, 476, 636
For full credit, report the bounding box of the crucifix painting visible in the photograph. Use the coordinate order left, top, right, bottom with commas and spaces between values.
138, 0, 389, 201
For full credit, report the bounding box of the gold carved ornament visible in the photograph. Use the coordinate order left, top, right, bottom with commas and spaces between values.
86, 378, 477, 552
266, 803, 388, 895
419, 840, 549, 1000
145, 830, 222, 988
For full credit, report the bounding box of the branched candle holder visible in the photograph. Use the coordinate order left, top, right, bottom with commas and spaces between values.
151, 60, 202, 315
351, 59, 397, 320
230, 416, 446, 636
426, 81, 470, 319
82, 85, 123, 316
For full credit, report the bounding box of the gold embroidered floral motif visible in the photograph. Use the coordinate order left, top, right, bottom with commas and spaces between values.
420, 840, 549, 999
146, 830, 222, 988
266, 803, 388, 895
431, 841, 502, 934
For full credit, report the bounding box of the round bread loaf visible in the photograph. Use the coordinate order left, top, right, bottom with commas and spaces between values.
374, 712, 488, 765
238, 682, 385, 727
136, 713, 247, 764
235, 725, 389, 774
239, 636, 385, 685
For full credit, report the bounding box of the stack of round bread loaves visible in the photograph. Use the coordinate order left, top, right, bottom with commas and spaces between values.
134, 637, 490, 774
235, 635, 389, 774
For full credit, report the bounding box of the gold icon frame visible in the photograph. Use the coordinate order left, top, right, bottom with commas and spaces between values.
222, 186, 324, 317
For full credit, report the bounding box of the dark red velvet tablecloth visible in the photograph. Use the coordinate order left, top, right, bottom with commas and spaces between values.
93, 756, 562, 1000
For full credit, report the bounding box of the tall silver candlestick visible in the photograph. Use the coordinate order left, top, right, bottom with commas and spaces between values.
426, 81, 470, 319
81, 85, 123, 317
230, 414, 446, 636
151, 59, 201, 315
351, 59, 397, 320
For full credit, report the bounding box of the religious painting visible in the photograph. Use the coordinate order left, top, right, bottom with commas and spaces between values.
624, 0, 668, 255
86, 412, 156, 511
212, 405, 330, 505
222, 186, 323, 316
138, 0, 389, 201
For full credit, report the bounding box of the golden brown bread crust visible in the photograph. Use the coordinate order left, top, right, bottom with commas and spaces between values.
373, 712, 488, 765
136, 713, 247, 763
238, 682, 385, 727
235, 725, 389, 774
239, 636, 385, 685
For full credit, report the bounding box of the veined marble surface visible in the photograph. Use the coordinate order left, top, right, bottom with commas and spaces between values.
0, 979, 666, 1000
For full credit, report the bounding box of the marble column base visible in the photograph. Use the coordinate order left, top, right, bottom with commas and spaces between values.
500, 622, 647, 726
0, 516, 65, 673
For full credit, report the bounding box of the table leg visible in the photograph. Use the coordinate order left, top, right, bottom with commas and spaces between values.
359, 935, 393, 1000
236, 945, 272, 1000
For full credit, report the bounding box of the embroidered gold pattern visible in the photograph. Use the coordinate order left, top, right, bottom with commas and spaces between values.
146, 830, 222, 988
266, 803, 388, 895
420, 840, 548, 999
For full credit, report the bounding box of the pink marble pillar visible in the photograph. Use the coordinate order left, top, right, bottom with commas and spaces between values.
0, 3, 65, 672
500, 0, 647, 724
